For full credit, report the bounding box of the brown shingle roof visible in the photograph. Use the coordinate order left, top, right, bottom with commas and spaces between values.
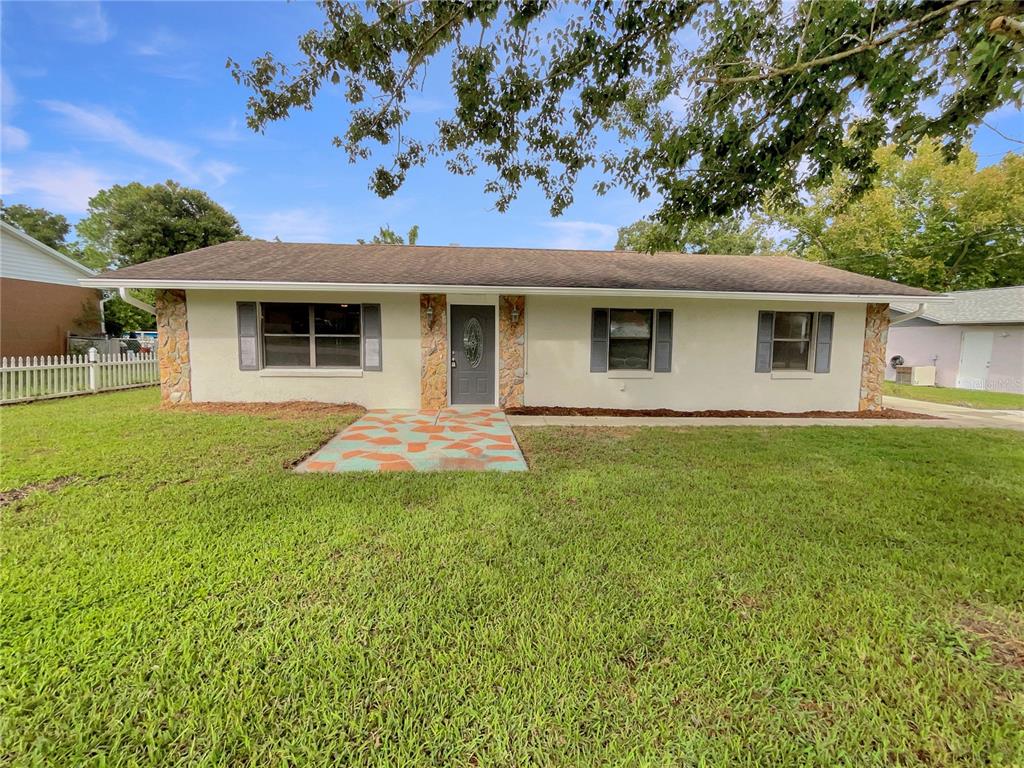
95, 240, 934, 297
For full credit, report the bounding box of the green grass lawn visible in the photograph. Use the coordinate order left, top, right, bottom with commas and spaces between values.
884, 381, 1024, 410
2, 389, 1023, 766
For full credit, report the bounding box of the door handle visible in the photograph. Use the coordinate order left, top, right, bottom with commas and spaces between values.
451, 354, 457, 369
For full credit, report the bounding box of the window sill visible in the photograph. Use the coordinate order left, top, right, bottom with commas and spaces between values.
607, 370, 654, 379
259, 368, 364, 378
770, 370, 813, 380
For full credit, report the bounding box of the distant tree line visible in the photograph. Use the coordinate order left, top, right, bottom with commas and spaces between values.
616, 142, 1023, 292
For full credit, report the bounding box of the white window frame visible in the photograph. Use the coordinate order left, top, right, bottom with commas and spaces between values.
607, 307, 655, 372
771, 311, 817, 372
261, 302, 363, 369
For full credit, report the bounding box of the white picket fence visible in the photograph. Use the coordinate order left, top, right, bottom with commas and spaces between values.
0, 349, 159, 405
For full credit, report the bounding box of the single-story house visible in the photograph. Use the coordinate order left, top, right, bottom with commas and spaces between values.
0, 221, 102, 358
888, 286, 1024, 394
81, 241, 941, 412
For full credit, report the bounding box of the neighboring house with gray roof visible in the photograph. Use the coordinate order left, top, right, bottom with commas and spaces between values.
888, 286, 1024, 394
83, 241, 942, 412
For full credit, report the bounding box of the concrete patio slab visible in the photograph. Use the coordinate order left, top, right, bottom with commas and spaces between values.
295, 407, 528, 472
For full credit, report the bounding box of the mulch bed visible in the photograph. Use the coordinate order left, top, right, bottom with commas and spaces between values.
167, 401, 366, 420
505, 406, 938, 420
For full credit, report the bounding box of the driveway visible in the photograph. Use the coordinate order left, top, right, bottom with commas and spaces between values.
296, 407, 528, 472
883, 395, 1024, 430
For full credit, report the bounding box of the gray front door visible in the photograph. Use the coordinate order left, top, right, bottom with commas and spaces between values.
450, 304, 496, 405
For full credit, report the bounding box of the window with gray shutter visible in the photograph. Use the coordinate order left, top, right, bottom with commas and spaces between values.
237, 302, 260, 370
755, 311, 774, 372
654, 309, 673, 372
590, 308, 609, 372
362, 303, 382, 371
814, 312, 834, 373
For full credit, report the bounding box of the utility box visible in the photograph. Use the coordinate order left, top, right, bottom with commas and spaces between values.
894, 365, 936, 386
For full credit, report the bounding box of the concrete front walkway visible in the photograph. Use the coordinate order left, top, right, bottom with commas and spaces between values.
296, 407, 528, 472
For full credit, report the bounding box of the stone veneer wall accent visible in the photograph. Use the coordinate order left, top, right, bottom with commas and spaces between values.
156, 289, 192, 404
859, 302, 890, 411
498, 295, 526, 408
420, 294, 448, 409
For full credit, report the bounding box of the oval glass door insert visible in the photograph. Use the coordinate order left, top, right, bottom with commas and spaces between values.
463, 317, 483, 368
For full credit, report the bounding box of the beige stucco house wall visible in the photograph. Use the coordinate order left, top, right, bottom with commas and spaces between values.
186, 290, 422, 408
524, 296, 867, 411
174, 289, 881, 412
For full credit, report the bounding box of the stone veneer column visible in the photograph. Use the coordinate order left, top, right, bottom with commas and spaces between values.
156, 289, 192, 404
859, 303, 890, 411
498, 295, 526, 408
420, 294, 448, 409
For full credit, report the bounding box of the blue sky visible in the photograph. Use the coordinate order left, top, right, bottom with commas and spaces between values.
1, 1, 1020, 251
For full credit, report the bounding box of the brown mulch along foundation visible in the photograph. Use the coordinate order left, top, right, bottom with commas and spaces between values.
166, 401, 366, 421
505, 406, 938, 420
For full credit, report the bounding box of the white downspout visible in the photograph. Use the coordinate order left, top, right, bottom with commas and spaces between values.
118, 287, 156, 315
889, 302, 928, 326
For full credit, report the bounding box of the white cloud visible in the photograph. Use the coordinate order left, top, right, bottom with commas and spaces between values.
40, 100, 238, 186
248, 209, 333, 243
0, 155, 109, 212
62, 1, 113, 44
201, 119, 245, 144
2, 125, 30, 152
42, 100, 196, 178
202, 160, 239, 187
1, 73, 16, 108
132, 28, 184, 57
541, 220, 619, 250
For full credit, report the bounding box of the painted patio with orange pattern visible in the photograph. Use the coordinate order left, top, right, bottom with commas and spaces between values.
295, 407, 528, 472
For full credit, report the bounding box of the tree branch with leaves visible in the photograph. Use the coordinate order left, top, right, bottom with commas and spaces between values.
229, 0, 1022, 237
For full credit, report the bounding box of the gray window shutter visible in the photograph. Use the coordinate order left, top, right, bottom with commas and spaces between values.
590, 308, 609, 372
654, 309, 673, 372
814, 312, 834, 373
362, 303, 382, 371
237, 302, 260, 370
755, 311, 774, 372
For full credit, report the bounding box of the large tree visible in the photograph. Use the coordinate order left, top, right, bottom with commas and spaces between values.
0, 201, 76, 254
229, 1, 1022, 233
77, 181, 246, 329
616, 214, 773, 254
774, 141, 1024, 291
76, 180, 245, 271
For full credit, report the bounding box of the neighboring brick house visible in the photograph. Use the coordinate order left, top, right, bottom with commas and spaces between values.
0, 221, 102, 358
82, 241, 944, 411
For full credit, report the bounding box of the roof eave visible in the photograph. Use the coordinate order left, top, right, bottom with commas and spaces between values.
1, 220, 97, 276
79, 277, 946, 303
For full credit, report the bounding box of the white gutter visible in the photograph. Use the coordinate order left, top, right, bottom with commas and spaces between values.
78, 278, 952, 304
889, 302, 928, 325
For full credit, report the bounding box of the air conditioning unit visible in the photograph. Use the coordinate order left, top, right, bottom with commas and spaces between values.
894, 365, 936, 386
